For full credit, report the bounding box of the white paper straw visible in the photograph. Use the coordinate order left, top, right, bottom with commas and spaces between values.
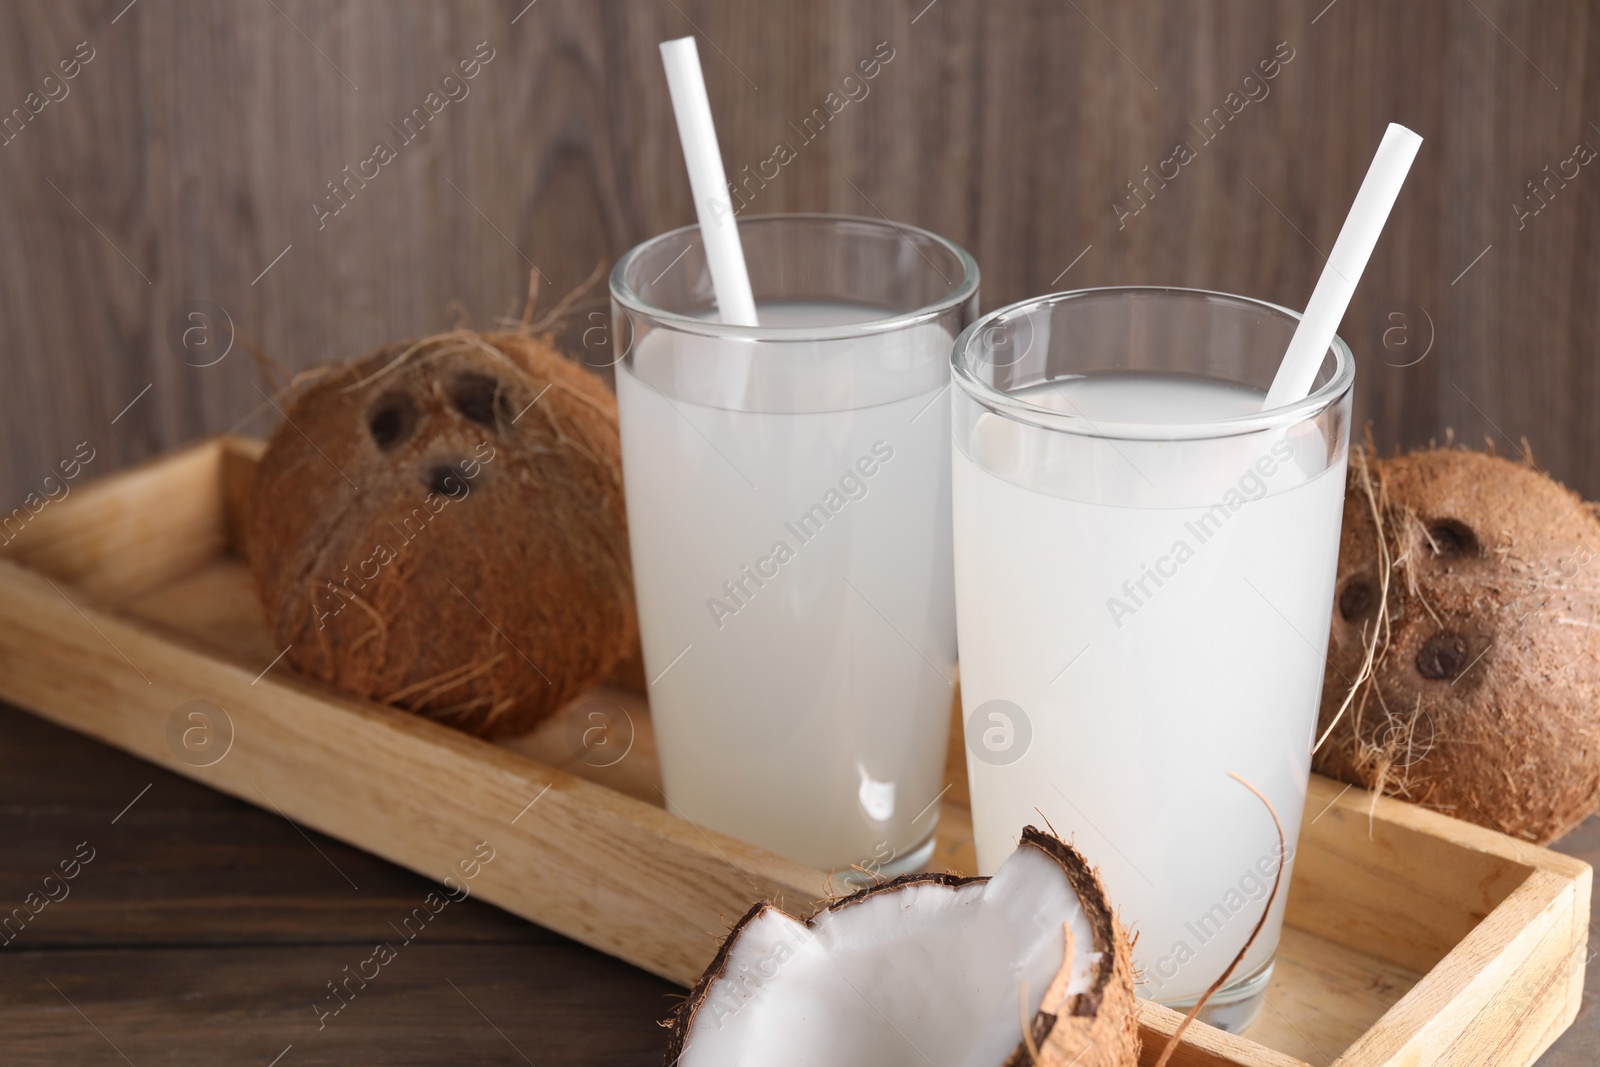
659, 36, 759, 327
1263, 123, 1422, 408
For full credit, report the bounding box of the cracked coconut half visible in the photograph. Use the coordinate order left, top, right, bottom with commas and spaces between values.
666, 828, 1138, 1067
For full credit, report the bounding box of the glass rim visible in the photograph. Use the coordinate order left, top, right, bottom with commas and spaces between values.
609, 212, 980, 342
951, 286, 1356, 442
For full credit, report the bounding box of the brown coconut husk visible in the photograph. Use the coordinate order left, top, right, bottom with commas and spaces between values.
248, 327, 635, 739
1314, 443, 1600, 843
1007, 829, 1139, 1067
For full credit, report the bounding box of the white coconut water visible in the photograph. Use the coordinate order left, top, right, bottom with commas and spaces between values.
952, 372, 1347, 1005
617, 300, 956, 875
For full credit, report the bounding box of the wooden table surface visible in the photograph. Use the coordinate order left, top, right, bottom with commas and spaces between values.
1, 699, 1595, 1066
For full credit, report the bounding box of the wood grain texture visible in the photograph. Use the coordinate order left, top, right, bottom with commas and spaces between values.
0, 701, 674, 1067
0, 703, 550, 949
0, 1, 1597, 512
1, 943, 675, 1066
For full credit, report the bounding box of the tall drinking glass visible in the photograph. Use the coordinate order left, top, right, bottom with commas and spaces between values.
950, 287, 1352, 1030
611, 214, 979, 878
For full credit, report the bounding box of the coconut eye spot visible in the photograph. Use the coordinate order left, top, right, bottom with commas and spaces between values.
426, 462, 471, 499
1416, 631, 1472, 680
451, 373, 513, 430
1338, 577, 1375, 621
1424, 519, 1477, 559
368, 392, 418, 452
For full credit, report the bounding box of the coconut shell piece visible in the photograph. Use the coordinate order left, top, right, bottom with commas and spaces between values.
666, 827, 1138, 1067
1011, 830, 1139, 1067
1315, 446, 1600, 843
248, 330, 635, 739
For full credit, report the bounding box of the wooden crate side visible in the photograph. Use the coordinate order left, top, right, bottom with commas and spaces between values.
0, 558, 830, 987
0, 437, 229, 600
1311, 775, 1592, 879
1286, 778, 1560, 973
1332, 867, 1590, 1067
1136, 1002, 1310, 1067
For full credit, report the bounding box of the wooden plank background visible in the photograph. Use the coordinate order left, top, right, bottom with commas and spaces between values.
0, 0, 1596, 505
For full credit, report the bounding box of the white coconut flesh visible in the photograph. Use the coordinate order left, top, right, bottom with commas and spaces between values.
676, 842, 1102, 1067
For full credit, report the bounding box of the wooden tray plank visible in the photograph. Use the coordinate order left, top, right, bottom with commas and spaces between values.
4, 437, 228, 601
1288, 780, 1551, 974
1137, 1002, 1309, 1067
1254, 927, 1423, 1064
125, 554, 282, 666
1334, 868, 1588, 1067
0, 557, 829, 987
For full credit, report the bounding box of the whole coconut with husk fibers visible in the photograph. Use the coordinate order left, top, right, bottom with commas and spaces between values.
248, 328, 634, 740
1314, 444, 1600, 843
666, 828, 1139, 1067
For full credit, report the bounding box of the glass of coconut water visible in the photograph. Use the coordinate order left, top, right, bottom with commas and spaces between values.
951, 287, 1353, 1030
610, 214, 978, 879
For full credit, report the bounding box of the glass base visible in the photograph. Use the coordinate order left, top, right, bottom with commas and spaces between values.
1161, 958, 1275, 1034
829, 825, 939, 891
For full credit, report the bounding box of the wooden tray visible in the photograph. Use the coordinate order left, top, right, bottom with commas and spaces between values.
0, 435, 1589, 1067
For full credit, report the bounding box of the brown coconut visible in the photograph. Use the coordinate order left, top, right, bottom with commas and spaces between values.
1314, 445, 1600, 842
248, 329, 634, 739
665, 827, 1138, 1067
